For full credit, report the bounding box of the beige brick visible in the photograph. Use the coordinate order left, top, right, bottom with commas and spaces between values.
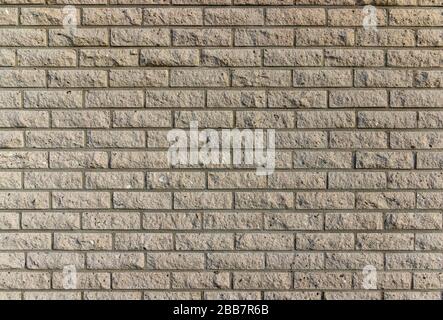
325, 49, 384, 67
326, 212, 383, 230
356, 151, 414, 169
0, 272, 50, 289
147, 90, 205, 108
234, 272, 291, 289
115, 233, 173, 250
176, 233, 233, 250
264, 292, 322, 300
276, 131, 327, 149
84, 292, 141, 300
265, 49, 322, 67
87, 131, 145, 148
353, 272, 411, 290
384, 291, 441, 300
297, 233, 354, 250
54, 233, 112, 250
388, 50, 441, 67
265, 212, 322, 231
144, 291, 199, 300
203, 49, 261, 67
205, 292, 260, 300
203, 212, 261, 230
175, 192, 232, 209
0, 212, 20, 230
0, 91, 21, 109
328, 8, 386, 26
416, 233, 443, 251
50, 151, 108, 169
0, 70, 46, 88
80, 49, 138, 67
330, 90, 388, 108
325, 253, 384, 270
141, 49, 199, 67
25, 131, 84, 148
389, 9, 442, 26
0, 49, 15, 66
391, 132, 443, 149
111, 151, 168, 169
26, 253, 84, 269
0, 8, 17, 25
175, 110, 233, 128
24, 172, 82, 189
267, 253, 324, 270
205, 8, 263, 25
297, 111, 355, 128
357, 192, 415, 209
391, 90, 443, 108
0, 253, 25, 269
114, 192, 171, 209
21, 8, 78, 25
356, 233, 414, 250
417, 29, 442, 46
0, 29, 46, 46
48, 70, 107, 88
50, 28, 109, 47
145, 8, 202, 25
296, 28, 354, 46
0, 192, 49, 209
232, 70, 291, 87
356, 29, 416, 47
235, 28, 293, 46
294, 272, 352, 290
85, 172, 144, 189
82, 212, 140, 230
24, 90, 82, 109
24, 292, 81, 300
293, 151, 352, 169
144, 212, 201, 230
268, 90, 327, 109
268, 172, 326, 189
355, 70, 413, 87
172, 272, 229, 289
207, 253, 264, 270
53, 192, 110, 209
267, 8, 325, 25
0, 233, 51, 250
0, 131, 25, 149
87, 253, 144, 270
109, 70, 168, 87
330, 131, 387, 148
235, 192, 293, 209
0, 151, 48, 169
414, 273, 443, 290
235, 233, 294, 250
18, 49, 76, 67
415, 71, 443, 88
0, 171, 21, 189
147, 172, 205, 189
296, 192, 354, 209
294, 70, 352, 87
147, 253, 204, 270
172, 28, 231, 46
53, 272, 110, 289
83, 8, 142, 25
171, 69, 229, 87
112, 28, 169, 46
22, 212, 80, 230
386, 212, 442, 230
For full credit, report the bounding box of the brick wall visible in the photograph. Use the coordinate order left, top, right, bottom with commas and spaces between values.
0, 0, 442, 300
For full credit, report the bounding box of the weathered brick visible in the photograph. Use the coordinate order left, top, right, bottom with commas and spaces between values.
326, 212, 383, 230
115, 233, 173, 251
82, 212, 140, 230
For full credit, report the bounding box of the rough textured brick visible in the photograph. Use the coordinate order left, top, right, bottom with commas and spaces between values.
22, 212, 80, 230
0, 0, 440, 301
